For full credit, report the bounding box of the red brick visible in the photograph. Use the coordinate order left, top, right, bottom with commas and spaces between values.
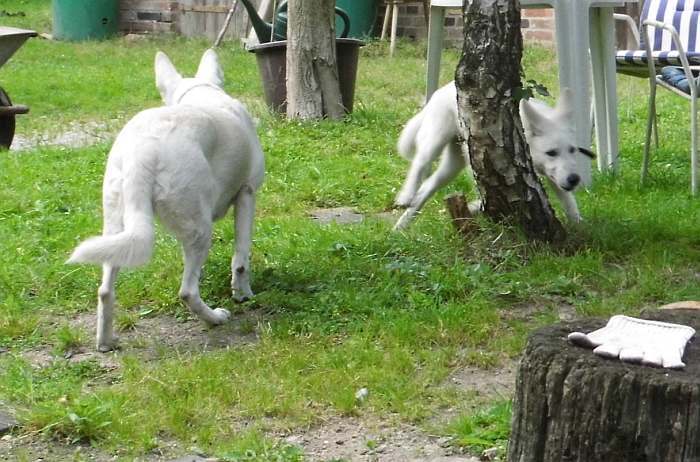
522, 8, 554, 17
523, 29, 554, 42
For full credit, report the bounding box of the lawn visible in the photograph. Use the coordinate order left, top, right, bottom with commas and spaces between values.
2, 0, 700, 460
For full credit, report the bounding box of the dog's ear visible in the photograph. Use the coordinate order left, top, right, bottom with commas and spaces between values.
519, 98, 548, 136
555, 88, 574, 121
155, 51, 182, 104
196, 49, 224, 88
578, 147, 596, 159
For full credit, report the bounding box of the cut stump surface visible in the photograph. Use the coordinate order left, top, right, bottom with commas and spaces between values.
508, 308, 700, 462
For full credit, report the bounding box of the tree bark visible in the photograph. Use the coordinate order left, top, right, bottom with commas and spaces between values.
286, 0, 344, 120
455, 0, 565, 243
508, 308, 700, 462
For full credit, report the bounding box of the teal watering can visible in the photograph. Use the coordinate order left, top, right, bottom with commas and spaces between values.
239, 0, 350, 43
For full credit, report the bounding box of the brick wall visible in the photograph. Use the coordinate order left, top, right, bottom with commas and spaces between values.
521, 8, 554, 44
119, 0, 261, 40
119, 0, 558, 45
120, 0, 178, 34
119, 1, 639, 51
377, 1, 555, 48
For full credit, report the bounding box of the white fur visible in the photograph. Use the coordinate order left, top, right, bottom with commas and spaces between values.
68, 49, 265, 352
394, 81, 591, 230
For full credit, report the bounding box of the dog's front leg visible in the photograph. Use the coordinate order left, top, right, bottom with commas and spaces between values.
231, 186, 255, 302
96, 264, 120, 352
180, 233, 231, 325
550, 179, 582, 223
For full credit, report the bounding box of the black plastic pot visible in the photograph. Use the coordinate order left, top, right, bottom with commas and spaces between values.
247, 38, 364, 114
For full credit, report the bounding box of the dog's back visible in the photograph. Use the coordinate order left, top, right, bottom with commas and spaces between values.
112, 103, 263, 216
397, 82, 458, 161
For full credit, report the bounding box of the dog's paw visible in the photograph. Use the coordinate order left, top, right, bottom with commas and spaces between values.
232, 285, 254, 303
97, 335, 120, 353
209, 308, 231, 325
393, 210, 413, 231
394, 191, 414, 208
233, 293, 252, 303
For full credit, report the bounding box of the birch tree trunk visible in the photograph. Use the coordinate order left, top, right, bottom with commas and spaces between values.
286, 0, 344, 120
455, 0, 565, 242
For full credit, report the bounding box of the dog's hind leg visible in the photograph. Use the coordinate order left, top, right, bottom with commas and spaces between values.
394, 142, 466, 230
179, 227, 231, 326
97, 264, 120, 352
96, 187, 123, 352
231, 185, 255, 302
395, 137, 446, 208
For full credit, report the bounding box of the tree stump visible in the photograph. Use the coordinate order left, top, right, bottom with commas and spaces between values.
444, 192, 476, 236
508, 308, 700, 462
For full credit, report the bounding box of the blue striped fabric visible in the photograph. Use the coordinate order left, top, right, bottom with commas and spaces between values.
618, 0, 700, 67
616, 50, 700, 65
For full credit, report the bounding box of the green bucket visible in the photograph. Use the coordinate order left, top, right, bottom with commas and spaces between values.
335, 0, 379, 39
52, 0, 119, 41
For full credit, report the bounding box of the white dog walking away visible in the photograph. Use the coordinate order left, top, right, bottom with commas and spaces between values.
68, 49, 265, 352
393, 81, 594, 230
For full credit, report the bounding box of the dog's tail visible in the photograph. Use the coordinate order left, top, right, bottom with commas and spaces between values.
397, 110, 425, 161
68, 168, 155, 268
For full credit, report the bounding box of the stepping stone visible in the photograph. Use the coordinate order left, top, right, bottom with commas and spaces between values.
660, 300, 700, 310
309, 207, 364, 225
167, 456, 218, 462
0, 411, 17, 435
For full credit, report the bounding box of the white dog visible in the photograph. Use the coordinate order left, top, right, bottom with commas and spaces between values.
393, 81, 594, 230
68, 49, 265, 352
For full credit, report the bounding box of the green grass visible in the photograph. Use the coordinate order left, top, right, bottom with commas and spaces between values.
446, 400, 511, 454
2, 0, 700, 459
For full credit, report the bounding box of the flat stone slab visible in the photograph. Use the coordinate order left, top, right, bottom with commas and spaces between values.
0, 411, 18, 435
309, 207, 364, 225
167, 456, 218, 462
660, 300, 700, 310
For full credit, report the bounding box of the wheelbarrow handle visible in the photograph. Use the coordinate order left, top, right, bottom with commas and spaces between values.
0, 104, 29, 116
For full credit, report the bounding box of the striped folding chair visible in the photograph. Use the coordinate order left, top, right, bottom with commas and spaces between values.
615, 0, 700, 194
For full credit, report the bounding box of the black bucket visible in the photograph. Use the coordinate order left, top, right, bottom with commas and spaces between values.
247, 38, 364, 114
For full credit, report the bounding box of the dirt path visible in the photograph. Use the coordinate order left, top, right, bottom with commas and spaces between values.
10, 121, 119, 151
3, 309, 513, 462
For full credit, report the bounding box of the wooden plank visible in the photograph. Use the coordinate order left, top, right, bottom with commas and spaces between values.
181, 5, 230, 13
177, 0, 260, 41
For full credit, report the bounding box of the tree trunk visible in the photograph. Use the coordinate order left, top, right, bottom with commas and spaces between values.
508, 308, 700, 462
455, 0, 565, 243
286, 0, 344, 120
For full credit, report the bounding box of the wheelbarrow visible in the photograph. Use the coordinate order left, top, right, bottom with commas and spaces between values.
0, 26, 37, 149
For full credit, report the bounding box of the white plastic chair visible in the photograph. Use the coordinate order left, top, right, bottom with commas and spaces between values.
615, 0, 700, 194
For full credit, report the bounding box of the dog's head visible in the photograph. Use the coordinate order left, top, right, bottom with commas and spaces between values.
520, 89, 594, 192
155, 49, 225, 106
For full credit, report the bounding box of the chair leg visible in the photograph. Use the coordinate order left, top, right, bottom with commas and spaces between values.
421, 0, 430, 28
381, 3, 392, 41
390, 2, 399, 56
641, 75, 657, 185
653, 109, 659, 148
691, 97, 698, 195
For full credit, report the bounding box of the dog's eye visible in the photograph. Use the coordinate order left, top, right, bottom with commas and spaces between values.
545, 149, 558, 157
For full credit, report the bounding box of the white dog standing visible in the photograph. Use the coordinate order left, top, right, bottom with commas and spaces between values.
68, 49, 265, 352
393, 81, 594, 230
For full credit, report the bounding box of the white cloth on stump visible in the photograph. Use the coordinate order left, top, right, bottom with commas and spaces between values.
568, 315, 695, 369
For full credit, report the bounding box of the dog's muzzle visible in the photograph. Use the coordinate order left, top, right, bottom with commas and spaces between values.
563, 173, 581, 191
